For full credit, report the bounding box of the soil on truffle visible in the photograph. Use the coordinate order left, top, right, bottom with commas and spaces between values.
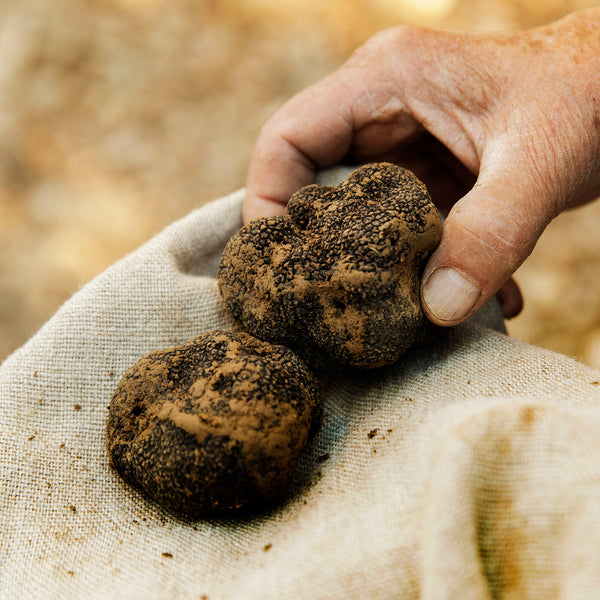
218, 163, 442, 370
106, 330, 321, 515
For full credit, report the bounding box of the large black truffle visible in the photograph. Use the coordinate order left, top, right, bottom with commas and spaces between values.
106, 330, 321, 515
218, 163, 442, 369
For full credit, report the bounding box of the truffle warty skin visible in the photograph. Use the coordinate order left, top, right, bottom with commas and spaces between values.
218, 163, 442, 370
107, 330, 321, 515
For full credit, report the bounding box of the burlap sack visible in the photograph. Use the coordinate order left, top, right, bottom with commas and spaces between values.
2, 170, 600, 599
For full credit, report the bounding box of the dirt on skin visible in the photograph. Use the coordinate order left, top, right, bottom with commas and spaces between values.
218, 163, 442, 370
106, 330, 321, 515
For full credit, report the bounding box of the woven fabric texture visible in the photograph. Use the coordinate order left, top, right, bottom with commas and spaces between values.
2, 177, 600, 599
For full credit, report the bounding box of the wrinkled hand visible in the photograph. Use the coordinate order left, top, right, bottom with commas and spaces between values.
244, 9, 600, 326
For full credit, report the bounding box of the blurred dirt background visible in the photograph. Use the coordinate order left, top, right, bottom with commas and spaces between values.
1, 0, 600, 367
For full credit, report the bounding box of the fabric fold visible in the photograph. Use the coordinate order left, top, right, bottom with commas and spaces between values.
1, 183, 599, 599
421, 398, 600, 600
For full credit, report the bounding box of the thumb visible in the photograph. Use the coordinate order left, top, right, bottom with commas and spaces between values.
421, 164, 557, 326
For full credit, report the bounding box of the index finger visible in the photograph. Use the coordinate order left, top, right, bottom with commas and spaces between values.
244, 77, 354, 223
244, 29, 421, 224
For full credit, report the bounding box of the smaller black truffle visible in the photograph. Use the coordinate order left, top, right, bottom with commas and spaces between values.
106, 330, 321, 515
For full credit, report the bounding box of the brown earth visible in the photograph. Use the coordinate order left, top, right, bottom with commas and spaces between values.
1, 0, 599, 367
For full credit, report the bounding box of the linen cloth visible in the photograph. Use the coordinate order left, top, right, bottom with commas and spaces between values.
2, 171, 600, 599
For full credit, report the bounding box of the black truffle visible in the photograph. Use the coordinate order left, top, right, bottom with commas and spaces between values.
218, 163, 442, 369
106, 330, 321, 515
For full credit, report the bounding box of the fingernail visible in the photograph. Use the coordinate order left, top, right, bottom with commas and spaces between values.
422, 267, 481, 322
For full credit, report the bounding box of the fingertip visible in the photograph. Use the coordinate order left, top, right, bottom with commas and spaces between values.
242, 193, 288, 225
245, 127, 317, 225
496, 277, 524, 319
421, 266, 483, 327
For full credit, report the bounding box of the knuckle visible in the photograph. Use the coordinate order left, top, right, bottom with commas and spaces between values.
346, 26, 407, 69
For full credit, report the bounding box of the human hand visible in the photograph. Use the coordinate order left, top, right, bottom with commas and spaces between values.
244, 9, 600, 327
